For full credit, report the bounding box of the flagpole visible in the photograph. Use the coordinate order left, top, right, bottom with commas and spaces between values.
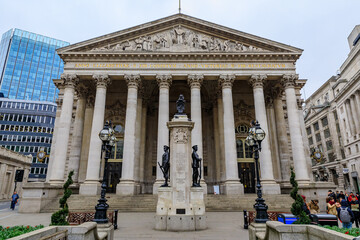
179, 0, 181, 13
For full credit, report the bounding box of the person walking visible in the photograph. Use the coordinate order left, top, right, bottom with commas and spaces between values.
338, 199, 354, 229
10, 191, 19, 210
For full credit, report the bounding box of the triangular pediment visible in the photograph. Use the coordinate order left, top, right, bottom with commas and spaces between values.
57, 14, 302, 55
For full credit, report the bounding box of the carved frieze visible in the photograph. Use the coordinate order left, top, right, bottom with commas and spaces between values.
90, 26, 268, 53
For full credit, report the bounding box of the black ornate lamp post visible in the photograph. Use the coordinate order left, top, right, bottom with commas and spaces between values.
245, 120, 269, 223
94, 120, 116, 224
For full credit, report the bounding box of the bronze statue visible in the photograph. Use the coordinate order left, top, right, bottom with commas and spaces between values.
158, 145, 170, 187
191, 145, 201, 187
176, 94, 186, 115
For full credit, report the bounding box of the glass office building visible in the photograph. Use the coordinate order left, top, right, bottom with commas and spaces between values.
0, 95, 56, 181
0, 29, 69, 102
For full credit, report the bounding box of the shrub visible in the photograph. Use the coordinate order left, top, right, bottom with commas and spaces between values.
50, 170, 74, 225
322, 225, 360, 237
290, 167, 311, 224
0, 225, 44, 239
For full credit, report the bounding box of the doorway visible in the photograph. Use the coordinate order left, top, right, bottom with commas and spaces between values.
238, 162, 256, 193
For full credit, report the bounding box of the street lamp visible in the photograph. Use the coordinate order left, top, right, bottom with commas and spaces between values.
94, 120, 116, 224
245, 120, 269, 223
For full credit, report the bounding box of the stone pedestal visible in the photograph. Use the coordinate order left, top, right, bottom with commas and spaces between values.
155, 115, 207, 231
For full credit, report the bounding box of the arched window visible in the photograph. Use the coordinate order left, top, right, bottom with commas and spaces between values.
109, 124, 124, 161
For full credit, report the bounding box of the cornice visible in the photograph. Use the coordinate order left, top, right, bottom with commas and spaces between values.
334, 69, 360, 104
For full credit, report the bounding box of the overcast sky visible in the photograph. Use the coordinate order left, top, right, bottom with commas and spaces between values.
0, 0, 359, 98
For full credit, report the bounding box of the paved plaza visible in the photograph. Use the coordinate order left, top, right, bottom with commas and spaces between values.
0, 203, 248, 239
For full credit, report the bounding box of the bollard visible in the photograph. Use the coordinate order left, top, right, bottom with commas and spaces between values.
243, 210, 248, 229
114, 210, 119, 230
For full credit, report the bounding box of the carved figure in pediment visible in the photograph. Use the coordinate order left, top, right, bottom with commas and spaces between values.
192, 34, 200, 48
135, 37, 144, 51
120, 41, 131, 51
223, 40, 230, 52
173, 26, 186, 45
153, 34, 167, 49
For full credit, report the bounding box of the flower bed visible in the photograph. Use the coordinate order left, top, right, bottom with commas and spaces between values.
322, 225, 360, 237
0, 225, 44, 239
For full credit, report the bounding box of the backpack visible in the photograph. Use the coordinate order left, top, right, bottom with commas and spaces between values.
340, 207, 351, 223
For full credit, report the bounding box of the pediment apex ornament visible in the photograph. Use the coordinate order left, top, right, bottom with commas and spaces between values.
93, 74, 111, 88
89, 26, 269, 53
61, 73, 79, 88
174, 128, 189, 144
219, 74, 235, 88
187, 74, 204, 88
248, 74, 267, 89
124, 74, 141, 88
281, 74, 298, 89
156, 74, 172, 88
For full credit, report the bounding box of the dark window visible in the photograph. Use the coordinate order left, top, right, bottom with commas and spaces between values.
308, 137, 313, 145
326, 140, 333, 151
316, 133, 321, 142
306, 127, 311, 135
313, 122, 319, 131
324, 129, 331, 138
321, 117, 328, 127
152, 166, 156, 176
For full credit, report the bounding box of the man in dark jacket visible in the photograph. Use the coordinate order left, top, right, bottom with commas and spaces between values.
338, 199, 355, 229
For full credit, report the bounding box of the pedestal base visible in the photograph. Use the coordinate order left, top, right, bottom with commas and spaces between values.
262, 182, 281, 195
79, 182, 101, 195
152, 180, 166, 194
116, 180, 137, 195
97, 223, 114, 240
224, 180, 244, 195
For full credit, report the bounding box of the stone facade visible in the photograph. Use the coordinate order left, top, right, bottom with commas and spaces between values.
304, 25, 360, 193
0, 146, 31, 200
21, 14, 312, 209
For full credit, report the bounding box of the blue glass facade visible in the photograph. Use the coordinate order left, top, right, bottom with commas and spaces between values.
0, 29, 69, 102
0, 97, 56, 181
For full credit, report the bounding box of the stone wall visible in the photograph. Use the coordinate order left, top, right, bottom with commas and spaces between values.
249, 221, 354, 240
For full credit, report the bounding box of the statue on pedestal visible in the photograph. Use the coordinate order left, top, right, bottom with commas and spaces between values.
176, 94, 186, 115
158, 145, 170, 187
191, 145, 201, 187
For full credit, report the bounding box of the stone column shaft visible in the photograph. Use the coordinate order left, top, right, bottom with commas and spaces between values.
117, 75, 141, 195
139, 103, 147, 192
134, 97, 143, 193
212, 102, 221, 183
274, 97, 291, 182
80, 74, 110, 195
350, 96, 360, 134
217, 97, 226, 183
282, 74, 310, 185
345, 100, 356, 136
219, 75, 243, 195
49, 74, 78, 184
355, 92, 360, 121
68, 92, 86, 182
153, 74, 172, 194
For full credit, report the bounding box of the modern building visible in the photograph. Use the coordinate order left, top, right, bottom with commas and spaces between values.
21, 14, 324, 212
0, 96, 57, 182
0, 28, 69, 102
304, 25, 360, 193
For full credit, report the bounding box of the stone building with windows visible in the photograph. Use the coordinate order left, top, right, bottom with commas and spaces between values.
20, 14, 316, 211
304, 25, 360, 193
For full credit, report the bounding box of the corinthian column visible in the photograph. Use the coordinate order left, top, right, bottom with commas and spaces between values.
153, 74, 172, 194
249, 74, 280, 194
117, 74, 141, 195
68, 86, 87, 182
79, 74, 111, 195
350, 96, 360, 135
49, 74, 78, 184
345, 100, 356, 138
188, 74, 207, 193
281, 74, 310, 185
219, 74, 243, 195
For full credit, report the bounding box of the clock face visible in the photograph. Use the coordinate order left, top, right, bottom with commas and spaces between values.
38, 152, 45, 159
315, 153, 321, 159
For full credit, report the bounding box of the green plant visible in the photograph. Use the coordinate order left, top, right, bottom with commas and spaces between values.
0, 225, 44, 239
50, 170, 74, 225
290, 167, 311, 224
322, 225, 360, 237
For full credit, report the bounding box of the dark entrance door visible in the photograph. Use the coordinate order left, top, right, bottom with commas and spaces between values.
107, 162, 122, 193
238, 162, 255, 193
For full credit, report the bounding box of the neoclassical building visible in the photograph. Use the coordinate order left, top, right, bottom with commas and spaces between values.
44, 14, 312, 196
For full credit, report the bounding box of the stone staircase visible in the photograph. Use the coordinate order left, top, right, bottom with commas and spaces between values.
42, 194, 293, 213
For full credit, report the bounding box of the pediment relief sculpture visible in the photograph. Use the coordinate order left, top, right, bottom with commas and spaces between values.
90, 25, 268, 53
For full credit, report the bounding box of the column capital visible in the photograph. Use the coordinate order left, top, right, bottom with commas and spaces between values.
75, 84, 88, 99
156, 74, 172, 89
248, 74, 267, 89
125, 74, 141, 89
187, 74, 204, 88
61, 73, 79, 88
281, 74, 298, 89
93, 74, 111, 88
219, 74, 235, 89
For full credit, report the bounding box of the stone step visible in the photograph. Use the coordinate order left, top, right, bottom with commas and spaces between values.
41, 194, 293, 213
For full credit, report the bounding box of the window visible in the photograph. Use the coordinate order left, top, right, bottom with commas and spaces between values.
333, 111, 338, 121
321, 117, 328, 127
357, 144, 359, 153
348, 147, 352, 155
324, 129, 331, 138
313, 122, 319, 131
326, 140, 333, 151
308, 137, 313, 145
306, 127, 311, 135
110, 140, 124, 160
316, 133, 321, 142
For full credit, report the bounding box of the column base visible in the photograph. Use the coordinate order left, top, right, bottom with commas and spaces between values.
117, 180, 137, 195
79, 182, 101, 195
261, 182, 281, 195
223, 180, 244, 195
